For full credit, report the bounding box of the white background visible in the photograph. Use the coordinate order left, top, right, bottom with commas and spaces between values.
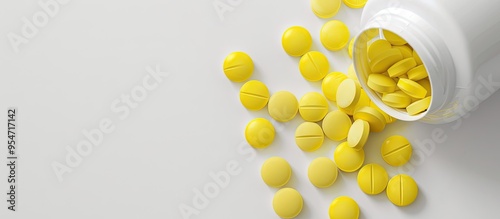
1, 0, 500, 218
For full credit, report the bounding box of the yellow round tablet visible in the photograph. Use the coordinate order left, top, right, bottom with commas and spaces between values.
320, 20, 350, 51
407, 65, 428, 81
239, 80, 270, 110
370, 102, 395, 124
367, 73, 397, 93
397, 78, 427, 99
406, 96, 431, 116
329, 196, 359, 219
336, 79, 361, 109
354, 89, 371, 111
322, 72, 347, 101
413, 49, 423, 65
245, 118, 275, 149
299, 92, 329, 122
357, 163, 389, 195
311, 0, 342, 18
273, 188, 303, 218
382, 91, 412, 109
261, 157, 292, 187
268, 91, 299, 122
348, 38, 355, 58
387, 174, 418, 206
353, 106, 386, 132
416, 78, 432, 97
387, 58, 417, 78
334, 142, 365, 172
367, 39, 392, 60
322, 110, 352, 141
383, 30, 407, 46
295, 122, 324, 152
308, 157, 338, 188
347, 119, 370, 151
223, 51, 254, 82
282, 26, 313, 57
381, 135, 412, 166
393, 45, 413, 58
342, 0, 367, 8
299, 51, 330, 81
370, 48, 404, 73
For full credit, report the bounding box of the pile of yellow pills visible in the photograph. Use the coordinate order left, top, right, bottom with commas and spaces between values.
334, 142, 365, 172
328, 196, 360, 219
223, 51, 254, 82
357, 163, 389, 195
381, 135, 412, 166
322, 110, 352, 141
299, 51, 330, 81
322, 72, 347, 101
245, 118, 275, 149
308, 157, 338, 188
282, 26, 313, 57
320, 20, 350, 51
353, 106, 386, 132
273, 188, 303, 218
386, 174, 418, 206
261, 157, 292, 187
310, 0, 341, 18
299, 92, 329, 122
295, 122, 324, 152
268, 91, 299, 122
239, 80, 270, 110
347, 119, 370, 151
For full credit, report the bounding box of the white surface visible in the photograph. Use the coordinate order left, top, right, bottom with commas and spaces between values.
0, 0, 499, 218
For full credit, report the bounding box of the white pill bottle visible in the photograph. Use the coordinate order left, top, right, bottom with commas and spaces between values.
353, 0, 500, 124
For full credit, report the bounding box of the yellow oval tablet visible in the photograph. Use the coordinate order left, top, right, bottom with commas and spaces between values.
268, 91, 299, 122
353, 106, 386, 132
367, 39, 392, 60
370, 48, 404, 73
413, 49, 423, 65
348, 38, 355, 58
273, 188, 303, 218
397, 78, 427, 99
416, 78, 432, 97
382, 91, 412, 109
295, 122, 324, 152
387, 58, 417, 78
406, 96, 431, 116
245, 118, 275, 148
299, 92, 329, 122
322, 110, 352, 141
347, 119, 370, 151
393, 45, 413, 58
299, 51, 330, 81
387, 174, 418, 206
367, 73, 397, 93
334, 142, 365, 172
282, 26, 313, 57
357, 163, 389, 195
261, 157, 292, 187
328, 196, 359, 219
320, 20, 350, 51
407, 65, 428, 81
322, 72, 347, 101
336, 79, 361, 109
311, 0, 342, 18
239, 80, 270, 110
223, 51, 254, 82
381, 135, 412, 166
308, 157, 338, 188
383, 30, 407, 46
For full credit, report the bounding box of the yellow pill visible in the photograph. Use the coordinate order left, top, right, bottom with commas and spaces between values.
328, 196, 359, 219
299, 51, 330, 81
311, 0, 341, 18
347, 119, 370, 151
367, 73, 397, 93
367, 39, 392, 60
393, 45, 413, 58
348, 38, 355, 58
282, 26, 313, 57
322, 72, 347, 101
295, 122, 324, 152
382, 91, 412, 109
245, 118, 275, 148
397, 78, 427, 99
268, 91, 299, 122
381, 135, 412, 166
406, 96, 431, 116
383, 30, 407, 46
261, 157, 292, 187
342, 0, 367, 8
354, 89, 371, 111
299, 92, 329, 122
357, 163, 389, 195
347, 64, 360, 87
387, 58, 417, 78
387, 174, 418, 206
338, 104, 356, 116
370, 102, 396, 124
353, 106, 386, 132
308, 157, 338, 188
417, 78, 432, 97
239, 80, 270, 110
407, 65, 428, 81
413, 49, 423, 65
370, 48, 404, 73
223, 51, 254, 82
336, 79, 361, 109
322, 110, 352, 141
334, 142, 365, 172
273, 188, 303, 218
320, 20, 350, 51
